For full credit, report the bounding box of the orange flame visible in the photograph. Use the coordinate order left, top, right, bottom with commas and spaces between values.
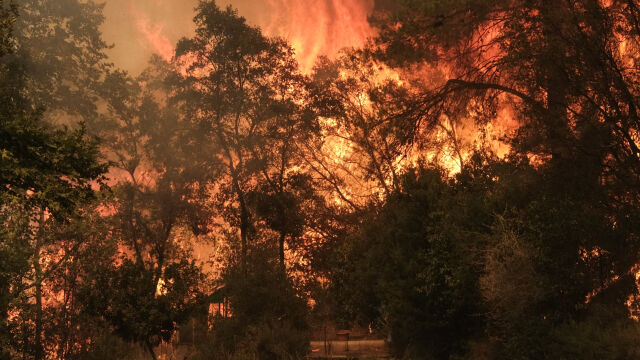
246, 0, 376, 72
119, 0, 375, 74
263, 0, 375, 71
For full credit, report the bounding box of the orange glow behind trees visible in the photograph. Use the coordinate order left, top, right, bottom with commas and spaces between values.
258, 0, 376, 72
6, 1, 640, 359
122, 0, 376, 74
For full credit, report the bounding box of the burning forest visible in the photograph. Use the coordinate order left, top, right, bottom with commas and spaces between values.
2, 0, 640, 359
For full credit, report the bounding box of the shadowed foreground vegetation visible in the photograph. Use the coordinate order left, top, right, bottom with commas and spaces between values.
2, 0, 640, 359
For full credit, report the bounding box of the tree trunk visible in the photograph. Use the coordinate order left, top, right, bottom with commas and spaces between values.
34, 277, 43, 360
229, 167, 248, 275
0, 278, 9, 359
540, 2, 570, 162
238, 190, 249, 275
33, 210, 45, 360
279, 232, 286, 270
145, 339, 158, 360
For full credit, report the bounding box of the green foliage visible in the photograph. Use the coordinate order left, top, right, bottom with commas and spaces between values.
11, 0, 110, 119
79, 333, 138, 360
547, 305, 640, 360
0, 114, 107, 218
176, 0, 318, 270
332, 168, 485, 359
0, 3, 108, 358
193, 254, 310, 360
361, 0, 640, 358
3, 0, 640, 359
79, 258, 207, 348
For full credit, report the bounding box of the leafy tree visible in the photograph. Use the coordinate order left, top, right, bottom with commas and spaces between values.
80, 61, 210, 360
0, 2, 108, 358
193, 250, 310, 360
9, 0, 110, 122
332, 168, 485, 359
367, 1, 640, 357
176, 1, 318, 270
5, 199, 115, 360
307, 53, 412, 205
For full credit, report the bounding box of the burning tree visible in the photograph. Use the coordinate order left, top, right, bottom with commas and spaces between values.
330, 0, 640, 357
175, 1, 321, 271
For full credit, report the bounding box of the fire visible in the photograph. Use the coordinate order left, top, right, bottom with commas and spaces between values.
257, 0, 376, 72
114, 0, 516, 193
122, 0, 376, 74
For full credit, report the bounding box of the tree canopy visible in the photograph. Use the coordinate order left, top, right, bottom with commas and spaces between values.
3, 0, 640, 359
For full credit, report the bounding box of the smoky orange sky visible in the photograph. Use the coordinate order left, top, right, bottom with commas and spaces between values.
101, 0, 376, 74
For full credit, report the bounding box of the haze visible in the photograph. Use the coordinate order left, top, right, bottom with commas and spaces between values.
102, 0, 375, 74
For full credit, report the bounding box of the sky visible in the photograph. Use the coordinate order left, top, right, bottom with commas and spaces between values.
101, 0, 376, 75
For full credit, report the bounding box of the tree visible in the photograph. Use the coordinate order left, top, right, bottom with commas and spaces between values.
80, 61, 210, 360
9, 0, 110, 122
369, 1, 640, 356
307, 53, 412, 205
192, 250, 310, 360
176, 1, 316, 271
331, 168, 485, 359
0, 3, 108, 358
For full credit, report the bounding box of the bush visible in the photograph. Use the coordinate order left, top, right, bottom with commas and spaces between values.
192, 254, 310, 360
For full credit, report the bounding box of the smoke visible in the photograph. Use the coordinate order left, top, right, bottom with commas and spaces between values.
101, 0, 375, 74
126, 2, 175, 62
101, 0, 197, 74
